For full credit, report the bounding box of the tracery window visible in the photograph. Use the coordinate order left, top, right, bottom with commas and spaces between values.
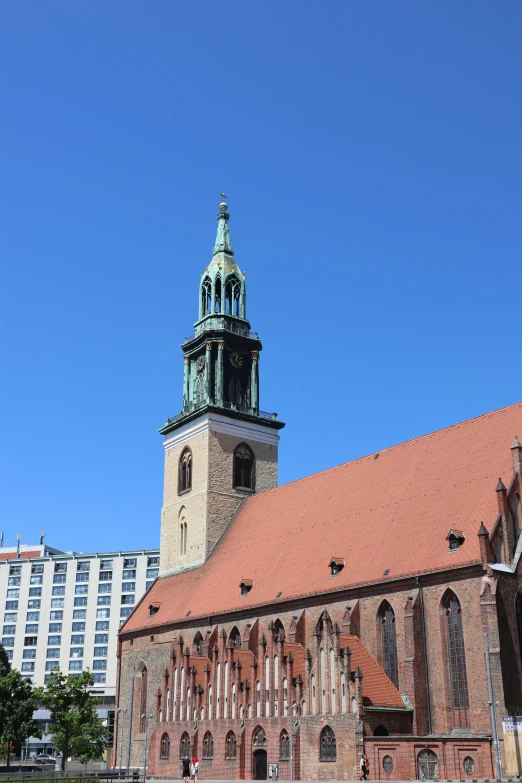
201, 277, 212, 317
225, 730, 237, 759
319, 726, 336, 762
139, 666, 147, 732
160, 732, 170, 759
233, 443, 255, 490
178, 448, 192, 494
443, 591, 469, 711
280, 730, 290, 760
378, 601, 399, 688
180, 731, 190, 759
203, 731, 214, 759
179, 508, 187, 557
214, 277, 222, 313
225, 275, 241, 317
253, 726, 267, 746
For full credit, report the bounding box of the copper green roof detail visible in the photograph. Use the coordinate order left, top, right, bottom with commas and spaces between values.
213, 200, 234, 256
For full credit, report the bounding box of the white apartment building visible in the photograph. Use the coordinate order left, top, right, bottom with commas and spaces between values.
0, 541, 159, 692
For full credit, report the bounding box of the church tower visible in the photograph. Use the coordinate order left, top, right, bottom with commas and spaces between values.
158, 198, 285, 576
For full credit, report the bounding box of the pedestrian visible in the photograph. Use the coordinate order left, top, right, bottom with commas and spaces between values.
360, 753, 369, 781
182, 755, 190, 783
191, 756, 199, 783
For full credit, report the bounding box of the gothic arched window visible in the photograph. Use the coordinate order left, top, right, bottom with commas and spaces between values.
180, 731, 190, 759
203, 731, 214, 759
225, 275, 241, 317
378, 601, 399, 688
280, 730, 290, 760
319, 726, 336, 762
214, 276, 222, 313
228, 626, 241, 648
139, 665, 147, 732
160, 732, 170, 759
201, 277, 212, 317
443, 591, 469, 712
178, 448, 192, 494
225, 730, 237, 759
233, 443, 255, 490
192, 631, 203, 656
179, 507, 187, 557
253, 726, 267, 746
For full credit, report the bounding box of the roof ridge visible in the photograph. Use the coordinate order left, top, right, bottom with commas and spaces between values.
251, 400, 522, 498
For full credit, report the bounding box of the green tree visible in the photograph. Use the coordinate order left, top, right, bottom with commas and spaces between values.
0, 663, 41, 768
0, 643, 10, 677
40, 670, 108, 770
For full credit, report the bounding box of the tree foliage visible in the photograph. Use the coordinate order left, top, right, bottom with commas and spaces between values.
40, 670, 108, 769
0, 659, 41, 768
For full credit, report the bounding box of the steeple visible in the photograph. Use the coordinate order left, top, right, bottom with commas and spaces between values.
213, 197, 234, 256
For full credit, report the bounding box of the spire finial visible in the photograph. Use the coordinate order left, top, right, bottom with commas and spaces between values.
213, 192, 234, 255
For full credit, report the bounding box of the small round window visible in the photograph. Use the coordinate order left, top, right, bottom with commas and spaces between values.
463, 757, 475, 775
383, 755, 394, 774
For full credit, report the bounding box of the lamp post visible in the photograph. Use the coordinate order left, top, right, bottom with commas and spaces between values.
118, 708, 127, 777
484, 633, 503, 780
289, 701, 297, 783
141, 713, 153, 783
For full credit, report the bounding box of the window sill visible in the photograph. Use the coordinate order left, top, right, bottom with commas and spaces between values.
178, 488, 192, 497
234, 486, 255, 493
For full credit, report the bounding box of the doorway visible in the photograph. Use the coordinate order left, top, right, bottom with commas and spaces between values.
418, 750, 438, 781
254, 749, 267, 780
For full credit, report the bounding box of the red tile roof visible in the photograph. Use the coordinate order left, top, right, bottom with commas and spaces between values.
0, 550, 42, 561
122, 402, 521, 634
340, 635, 405, 708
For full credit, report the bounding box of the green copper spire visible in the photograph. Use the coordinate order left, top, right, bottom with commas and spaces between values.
212, 195, 234, 256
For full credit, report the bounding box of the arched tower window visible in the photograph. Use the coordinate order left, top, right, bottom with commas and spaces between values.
192, 631, 203, 655
378, 601, 399, 688
214, 276, 222, 313
139, 665, 148, 732
201, 277, 212, 317
178, 448, 192, 494
160, 732, 170, 759
319, 726, 336, 762
233, 443, 255, 490
179, 507, 187, 557
225, 275, 241, 317
442, 591, 469, 715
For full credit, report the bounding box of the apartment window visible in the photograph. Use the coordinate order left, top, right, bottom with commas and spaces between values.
22, 662, 35, 672
75, 584, 89, 595
97, 608, 110, 619
6, 649, 13, 661
53, 573, 67, 584
69, 660, 83, 671
120, 607, 132, 618
1, 637, 14, 648
5, 601, 18, 611
95, 633, 109, 644
55, 562, 67, 573
74, 597, 87, 607
121, 582, 135, 593
25, 624, 39, 634
30, 575, 43, 585
77, 561, 90, 572
146, 581, 154, 591
73, 609, 87, 619
26, 611, 40, 622
50, 611, 63, 621
46, 661, 59, 671
93, 672, 106, 683
10, 564, 22, 575
94, 646, 108, 657
53, 585, 66, 596
76, 572, 89, 583
98, 583, 112, 594
49, 623, 62, 633
71, 634, 85, 644
146, 568, 159, 579
100, 559, 113, 570
47, 648, 60, 659
3, 625, 16, 635
70, 647, 84, 658
93, 659, 107, 671
124, 558, 137, 568
29, 587, 42, 597
48, 635, 61, 646
8, 575, 21, 584
121, 594, 135, 605
23, 649, 37, 659
7, 589, 20, 599
24, 636, 38, 646
31, 563, 44, 574
97, 595, 111, 606
4, 613, 17, 623
99, 571, 112, 581
96, 621, 110, 631
28, 600, 41, 610
72, 622, 86, 632
51, 598, 64, 609
147, 556, 159, 567
122, 569, 136, 579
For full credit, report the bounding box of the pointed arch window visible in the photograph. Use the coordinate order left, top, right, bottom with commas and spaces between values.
253, 726, 267, 746
203, 731, 214, 759
378, 602, 399, 689
178, 448, 192, 494
179, 508, 188, 557
201, 277, 212, 317
139, 666, 147, 732
319, 726, 336, 762
225, 275, 241, 317
225, 730, 237, 759
192, 631, 203, 655
228, 626, 241, 648
180, 731, 190, 759
160, 732, 170, 759
233, 443, 255, 490
280, 729, 290, 760
214, 276, 222, 313
443, 591, 469, 712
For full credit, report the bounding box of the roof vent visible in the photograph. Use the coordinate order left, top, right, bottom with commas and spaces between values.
329, 557, 345, 577
446, 529, 465, 552
240, 579, 253, 598
276, 591, 282, 598
149, 602, 160, 617
185, 610, 191, 617
383, 568, 390, 577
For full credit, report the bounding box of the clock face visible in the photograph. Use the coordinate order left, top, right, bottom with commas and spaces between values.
196, 355, 206, 373
229, 352, 243, 368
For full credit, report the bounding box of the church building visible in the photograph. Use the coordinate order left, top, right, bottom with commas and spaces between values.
116, 199, 522, 780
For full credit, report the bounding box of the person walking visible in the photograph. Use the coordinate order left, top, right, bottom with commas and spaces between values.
181, 755, 190, 783
191, 756, 199, 783
360, 753, 369, 781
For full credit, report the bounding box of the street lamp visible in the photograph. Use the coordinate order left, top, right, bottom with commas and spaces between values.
117, 708, 127, 777
141, 713, 153, 783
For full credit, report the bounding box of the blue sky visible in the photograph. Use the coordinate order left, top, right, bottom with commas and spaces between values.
1, 1, 521, 554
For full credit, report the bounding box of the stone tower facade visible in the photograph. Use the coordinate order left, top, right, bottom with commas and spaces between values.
158, 199, 285, 576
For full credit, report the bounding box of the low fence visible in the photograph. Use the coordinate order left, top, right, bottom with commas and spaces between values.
0, 772, 140, 783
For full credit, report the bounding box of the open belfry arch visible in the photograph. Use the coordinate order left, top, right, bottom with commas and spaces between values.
115, 199, 522, 781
